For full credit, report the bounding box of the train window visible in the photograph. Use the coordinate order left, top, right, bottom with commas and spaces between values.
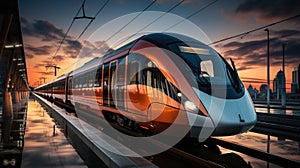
128, 62, 139, 84
103, 63, 109, 106
110, 61, 117, 108
68, 76, 73, 95
200, 60, 214, 77
78, 76, 82, 88
116, 57, 126, 109
88, 71, 95, 88
82, 75, 88, 88
94, 67, 102, 87
127, 53, 152, 85
74, 78, 79, 88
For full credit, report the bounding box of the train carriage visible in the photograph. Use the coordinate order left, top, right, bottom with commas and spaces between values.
35, 33, 256, 139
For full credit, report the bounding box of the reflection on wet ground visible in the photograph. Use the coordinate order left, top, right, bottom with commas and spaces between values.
0, 97, 86, 167
21, 99, 86, 168
217, 132, 300, 168
255, 107, 300, 116
0, 101, 27, 167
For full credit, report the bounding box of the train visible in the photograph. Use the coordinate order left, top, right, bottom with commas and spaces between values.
35, 33, 256, 141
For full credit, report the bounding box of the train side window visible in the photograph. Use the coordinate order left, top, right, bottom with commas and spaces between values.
88, 71, 95, 88
82, 75, 88, 88
109, 61, 117, 108
128, 61, 139, 84
116, 57, 126, 109
74, 78, 79, 88
103, 63, 109, 106
78, 76, 83, 88
128, 53, 156, 85
94, 67, 102, 87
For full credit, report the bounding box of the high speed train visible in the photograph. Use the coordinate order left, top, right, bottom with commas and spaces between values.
35, 33, 256, 140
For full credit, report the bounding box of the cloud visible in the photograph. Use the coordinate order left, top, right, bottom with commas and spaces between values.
36, 71, 55, 76
53, 55, 64, 62
220, 29, 300, 71
235, 0, 300, 23
21, 17, 66, 42
25, 44, 53, 56
76, 40, 112, 59
26, 53, 34, 59
21, 17, 87, 60
62, 39, 83, 59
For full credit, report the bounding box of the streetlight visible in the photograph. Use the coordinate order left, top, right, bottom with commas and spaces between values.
264, 29, 271, 167
282, 44, 286, 107
264, 28, 270, 109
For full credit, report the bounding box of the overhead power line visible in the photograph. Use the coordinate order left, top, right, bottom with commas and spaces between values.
51, 0, 109, 61
221, 30, 300, 56
77, 0, 110, 39
112, 0, 185, 48
59, 0, 156, 73
208, 14, 300, 45
104, 0, 157, 44
47, 0, 110, 76
113, 0, 219, 48
50, 0, 87, 64
163, 0, 219, 32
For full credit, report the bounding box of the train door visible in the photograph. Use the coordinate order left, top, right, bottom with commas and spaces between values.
103, 63, 109, 106
116, 57, 126, 110
109, 61, 118, 108
65, 76, 72, 104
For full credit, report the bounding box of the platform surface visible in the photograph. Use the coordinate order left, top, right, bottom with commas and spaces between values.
21, 100, 87, 168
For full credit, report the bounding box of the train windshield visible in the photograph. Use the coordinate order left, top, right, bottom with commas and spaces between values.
174, 43, 244, 98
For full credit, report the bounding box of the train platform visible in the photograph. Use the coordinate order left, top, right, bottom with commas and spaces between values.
21, 99, 87, 168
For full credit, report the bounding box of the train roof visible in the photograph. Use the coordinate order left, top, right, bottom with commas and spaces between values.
60, 33, 205, 77
69, 38, 138, 76
140, 33, 204, 49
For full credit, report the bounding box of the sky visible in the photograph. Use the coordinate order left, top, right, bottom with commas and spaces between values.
18, 0, 300, 92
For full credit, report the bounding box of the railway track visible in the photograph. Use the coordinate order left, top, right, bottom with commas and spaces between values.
253, 112, 300, 141
208, 138, 300, 168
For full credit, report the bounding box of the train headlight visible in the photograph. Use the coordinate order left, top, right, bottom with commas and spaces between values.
184, 101, 199, 114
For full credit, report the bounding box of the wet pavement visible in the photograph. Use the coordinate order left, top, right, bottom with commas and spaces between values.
218, 132, 300, 168
1, 96, 299, 168
255, 107, 300, 116
21, 99, 87, 168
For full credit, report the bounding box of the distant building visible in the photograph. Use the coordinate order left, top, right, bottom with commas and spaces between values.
247, 84, 258, 99
259, 84, 268, 98
291, 64, 300, 93
273, 70, 285, 99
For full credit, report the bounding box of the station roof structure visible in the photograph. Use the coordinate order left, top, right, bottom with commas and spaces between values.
0, 0, 29, 92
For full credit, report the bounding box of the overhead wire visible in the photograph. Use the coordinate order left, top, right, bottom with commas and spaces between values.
163, 0, 219, 32
59, 0, 157, 73
113, 0, 219, 48
103, 0, 157, 45
112, 0, 185, 49
208, 14, 300, 46
51, 0, 110, 74
49, 0, 85, 65
220, 30, 300, 56
60, 0, 219, 73
77, 0, 110, 39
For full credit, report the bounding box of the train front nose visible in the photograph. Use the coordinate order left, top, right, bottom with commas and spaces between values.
194, 89, 257, 136
212, 91, 256, 136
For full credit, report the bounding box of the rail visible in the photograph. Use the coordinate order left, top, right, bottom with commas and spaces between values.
208, 138, 300, 168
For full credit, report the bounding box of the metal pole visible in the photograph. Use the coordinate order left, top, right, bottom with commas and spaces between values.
264, 28, 270, 109
265, 29, 271, 168
282, 44, 286, 107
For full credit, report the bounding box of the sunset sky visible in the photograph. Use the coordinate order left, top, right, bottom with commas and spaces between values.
18, 0, 300, 92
